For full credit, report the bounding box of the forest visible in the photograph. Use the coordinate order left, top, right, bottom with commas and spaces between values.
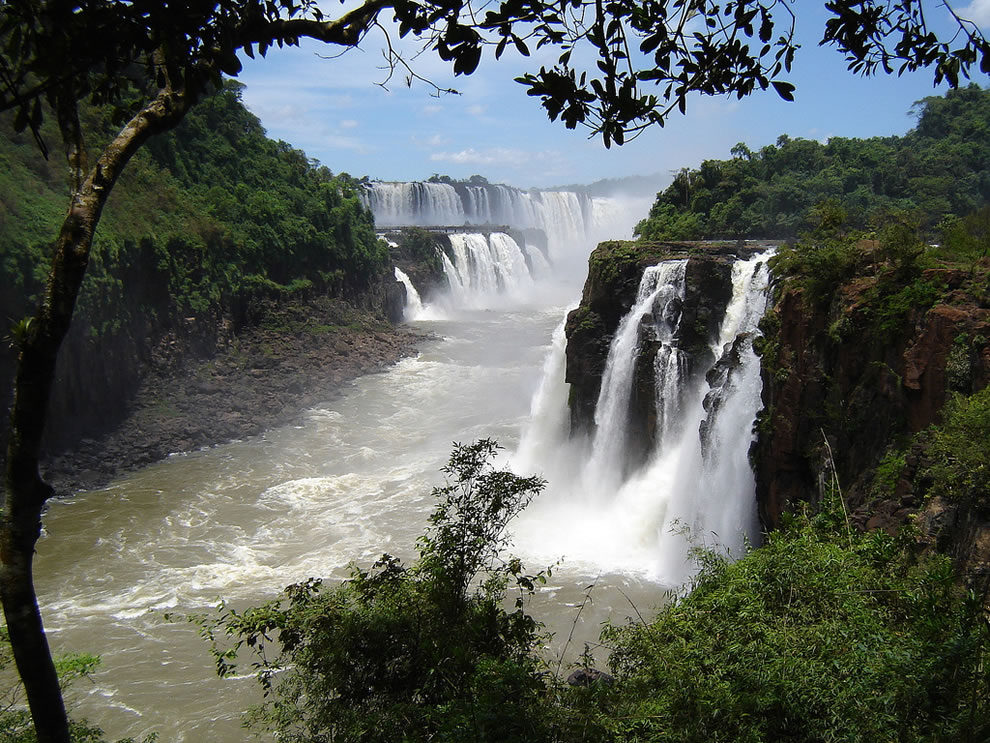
0, 81, 393, 455
635, 84, 990, 242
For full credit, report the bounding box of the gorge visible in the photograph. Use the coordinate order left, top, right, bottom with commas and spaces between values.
16, 175, 990, 741
6, 86, 990, 742
30, 184, 682, 741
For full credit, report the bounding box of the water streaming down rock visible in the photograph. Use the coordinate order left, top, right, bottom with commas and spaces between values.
374, 181, 654, 319
393, 267, 424, 320
584, 261, 687, 492
512, 250, 773, 586
366, 181, 628, 266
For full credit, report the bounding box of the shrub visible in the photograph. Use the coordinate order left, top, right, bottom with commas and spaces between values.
196, 440, 555, 743
921, 386, 990, 509
601, 505, 990, 743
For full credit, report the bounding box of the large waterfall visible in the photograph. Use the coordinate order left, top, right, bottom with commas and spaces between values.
366, 181, 640, 273
512, 251, 772, 586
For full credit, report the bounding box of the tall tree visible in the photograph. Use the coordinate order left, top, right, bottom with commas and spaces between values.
0, 1, 987, 741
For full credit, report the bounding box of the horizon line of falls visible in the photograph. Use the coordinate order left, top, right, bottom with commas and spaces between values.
511, 250, 773, 587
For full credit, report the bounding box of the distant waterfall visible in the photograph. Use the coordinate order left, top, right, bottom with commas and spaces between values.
364, 181, 616, 267
442, 232, 534, 307
512, 251, 773, 586
367, 182, 466, 226
375, 181, 651, 318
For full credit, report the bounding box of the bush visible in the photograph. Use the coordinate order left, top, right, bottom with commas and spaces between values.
921, 386, 990, 509
197, 440, 555, 743
770, 236, 866, 305
601, 505, 990, 743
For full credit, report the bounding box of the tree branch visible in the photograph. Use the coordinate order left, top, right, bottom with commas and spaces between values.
241, 0, 395, 48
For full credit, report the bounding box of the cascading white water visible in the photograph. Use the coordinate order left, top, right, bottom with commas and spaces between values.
366, 182, 466, 226
375, 183, 655, 320
440, 232, 534, 309
512, 251, 772, 586
583, 261, 686, 493
393, 267, 424, 321
365, 182, 601, 264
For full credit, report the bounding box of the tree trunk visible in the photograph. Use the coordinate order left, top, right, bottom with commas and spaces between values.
1, 86, 192, 743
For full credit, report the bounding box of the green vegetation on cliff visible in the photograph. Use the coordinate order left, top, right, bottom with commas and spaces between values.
601, 504, 989, 743
0, 81, 391, 452
635, 85, 990, 241
1, 81, 386, 333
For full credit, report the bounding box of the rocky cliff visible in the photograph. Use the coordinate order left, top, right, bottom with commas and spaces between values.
564, 240, 767, 468
564, 238, 990, 580
2, 259, 412, 490
753, 260, 990, 577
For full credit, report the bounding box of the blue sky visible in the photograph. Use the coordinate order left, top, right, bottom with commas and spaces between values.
236, 1, 990, 190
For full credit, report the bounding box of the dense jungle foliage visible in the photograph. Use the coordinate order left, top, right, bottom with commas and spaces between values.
0, 80, 390, 452
635, 84, 990, 241
0, 80, 385, 356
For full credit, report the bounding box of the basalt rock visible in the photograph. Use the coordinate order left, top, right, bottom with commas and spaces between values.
565, 240, 764, 458
384, 228, 451, 302
2, 255, 414, 491
753, 263, 990, 579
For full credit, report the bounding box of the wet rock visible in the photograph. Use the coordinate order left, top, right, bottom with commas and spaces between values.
565, 241, 741, 444
566, 667, 615, 687
37, 303, 426, 496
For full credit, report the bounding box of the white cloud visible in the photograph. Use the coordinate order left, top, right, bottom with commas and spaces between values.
429, 147, 558, 170
339, 119, 359, 129
467, 104, 487, 116
959, 0, 990, 28
412, 133, 449, 147
421, 104, 443, 115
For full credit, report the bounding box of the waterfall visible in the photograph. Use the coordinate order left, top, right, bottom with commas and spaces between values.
513, 311, 574, 476
365, 182, 466, 226
440, 232, 535, 309
583, 261, 687, 492
370, 182, 652, 316
394, 267, 424, 321
512, 251, 773, 586
364, 181, 599, 259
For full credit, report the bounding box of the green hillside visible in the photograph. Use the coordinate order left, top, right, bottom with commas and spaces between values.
636, 84, 990, 241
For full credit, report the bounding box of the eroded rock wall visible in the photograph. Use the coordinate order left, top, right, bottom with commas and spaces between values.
564, 241, 762, 467
753, 266, 990, 576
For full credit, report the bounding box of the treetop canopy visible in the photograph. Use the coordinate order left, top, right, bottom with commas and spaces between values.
1, 0, 988, 151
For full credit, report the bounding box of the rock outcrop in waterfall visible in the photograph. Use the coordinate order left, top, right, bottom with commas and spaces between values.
565, 240, 766, 468
521, 239, 773, 582
561, 237, 990, 581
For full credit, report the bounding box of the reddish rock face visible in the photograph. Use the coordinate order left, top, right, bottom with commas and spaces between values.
753, 263, 990, 578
